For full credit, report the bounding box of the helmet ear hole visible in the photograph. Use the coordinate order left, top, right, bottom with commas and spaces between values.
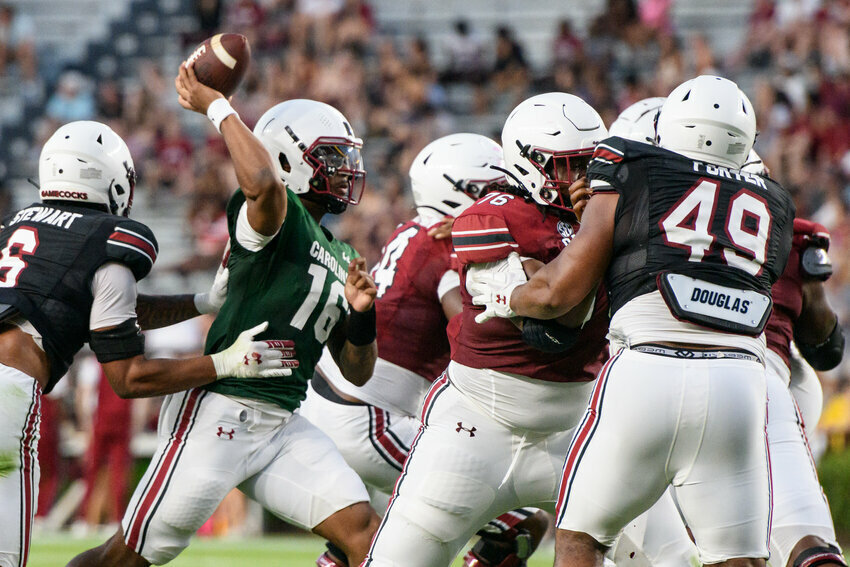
114, 184, 125, 195
278, 153, 291, 173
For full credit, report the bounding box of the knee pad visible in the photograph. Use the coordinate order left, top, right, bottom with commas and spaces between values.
794, 544, 848, 567
396, 472, 495, 543
462, 529, 533, 567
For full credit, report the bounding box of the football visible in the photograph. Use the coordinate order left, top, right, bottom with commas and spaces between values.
186, 33, 250, 97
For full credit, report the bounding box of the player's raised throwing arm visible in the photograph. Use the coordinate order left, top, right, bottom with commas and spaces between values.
175, 62, 286, 236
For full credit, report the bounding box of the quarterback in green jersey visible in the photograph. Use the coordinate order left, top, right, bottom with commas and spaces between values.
71, 63, 380, 567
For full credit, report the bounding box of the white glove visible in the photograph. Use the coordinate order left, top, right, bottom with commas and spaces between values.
194, 241, 231, 315
210, 321, 299, 379
466, 252, 527, 324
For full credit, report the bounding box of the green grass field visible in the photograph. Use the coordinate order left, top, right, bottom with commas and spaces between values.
29, 533, 556, 566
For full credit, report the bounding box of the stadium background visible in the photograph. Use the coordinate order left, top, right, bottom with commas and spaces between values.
2, 0, 849, 564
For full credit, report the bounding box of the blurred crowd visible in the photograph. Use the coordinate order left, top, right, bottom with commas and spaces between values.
6, 0, 850, 533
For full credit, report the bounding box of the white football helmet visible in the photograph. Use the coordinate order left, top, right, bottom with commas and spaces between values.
253, 99, 365, 214
656, 75, 756, 169
409, 133, 507, 218
501, 92, 607, 212
609, 97, 666, 142
39, 121, 136, 216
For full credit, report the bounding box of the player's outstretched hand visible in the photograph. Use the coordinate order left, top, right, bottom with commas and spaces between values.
467, 252, 527, 323
210, 321, 299, 379
427, 216, 454, 240
345, 257, 377, 313
194, 241, 232, 315
568, 177, 591, 222
175, 60, 224, 115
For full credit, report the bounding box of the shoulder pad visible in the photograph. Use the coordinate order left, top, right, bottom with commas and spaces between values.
588, 137, 655, 189
105, 218, 159, 281
590, 137, 627, 166
452, 205, 516, 265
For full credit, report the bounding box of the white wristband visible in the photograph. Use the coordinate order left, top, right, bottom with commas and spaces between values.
207, 98, 238, 133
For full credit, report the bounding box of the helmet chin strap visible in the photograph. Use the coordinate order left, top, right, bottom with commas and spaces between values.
302, 190, 347, 215
489, 165, 527, 191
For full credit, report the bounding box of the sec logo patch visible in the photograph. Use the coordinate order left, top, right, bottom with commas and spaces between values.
556, 221, 575, 245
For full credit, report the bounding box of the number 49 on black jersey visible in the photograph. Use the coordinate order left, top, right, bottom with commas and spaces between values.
588, 137, 795, 336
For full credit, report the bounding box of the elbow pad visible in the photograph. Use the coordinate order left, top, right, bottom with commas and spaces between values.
521, 317, 580, 353
796, 320, 845, 371
89, 318, 146, 363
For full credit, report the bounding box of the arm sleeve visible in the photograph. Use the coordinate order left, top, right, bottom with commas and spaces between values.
89, 262, 138, 330
452, 212, 517, 264
235, 202, 281, 252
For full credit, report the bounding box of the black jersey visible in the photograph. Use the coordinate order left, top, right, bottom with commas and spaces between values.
0, 201, 157, 392
587, 137, 794, 335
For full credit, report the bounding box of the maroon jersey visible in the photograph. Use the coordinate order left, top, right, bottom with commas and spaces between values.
370, 218, 455, 381
450, 191, 608, 382
766, 218, 831, 369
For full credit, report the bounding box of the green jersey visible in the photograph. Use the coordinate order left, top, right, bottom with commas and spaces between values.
204, 189, 358, 411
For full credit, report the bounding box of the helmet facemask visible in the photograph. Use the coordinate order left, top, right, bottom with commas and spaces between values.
303, 137, 365, 215
518, 142, 592, 212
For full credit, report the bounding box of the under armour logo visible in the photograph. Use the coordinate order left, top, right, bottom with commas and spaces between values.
243, 352, 262, 365
495, 295, 507, 305
216, 426, 235, 439
456, 422, 476, 437
675, 350, 695, 358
